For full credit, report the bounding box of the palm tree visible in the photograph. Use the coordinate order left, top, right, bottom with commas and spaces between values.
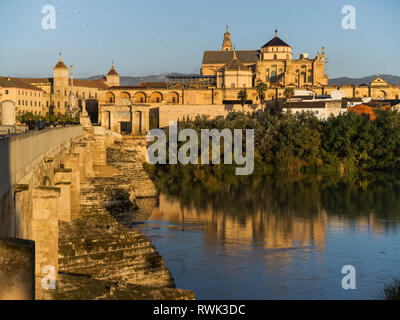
237, 88, 247, 113
283, 87, 295, 114
255, 81, 268, 105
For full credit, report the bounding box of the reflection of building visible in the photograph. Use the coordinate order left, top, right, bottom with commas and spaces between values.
152, 195, 326, 251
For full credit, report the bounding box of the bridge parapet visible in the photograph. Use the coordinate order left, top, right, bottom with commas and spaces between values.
0, 126, 83, 200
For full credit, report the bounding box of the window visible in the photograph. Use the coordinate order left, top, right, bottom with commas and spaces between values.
308, 76, 312, 83
271, 71, 277, 83
30, 101, 32, 106
266, 68, 269, 73
18, 100, 20, 105
266, 75, 269, 82
301, 65, 306, 69
274, 54, 277, 60
156, 97, 160, 103
5, 90, 8, 94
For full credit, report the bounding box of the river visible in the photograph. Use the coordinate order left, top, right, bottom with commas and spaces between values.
134, 173, 400, 299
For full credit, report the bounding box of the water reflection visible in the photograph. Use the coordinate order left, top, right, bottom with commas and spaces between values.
136, 173, 400, 299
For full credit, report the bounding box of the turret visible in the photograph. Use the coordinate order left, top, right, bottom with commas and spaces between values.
53, 53, 69, 88
106, 62, 120, 87
222, 25, 233, 51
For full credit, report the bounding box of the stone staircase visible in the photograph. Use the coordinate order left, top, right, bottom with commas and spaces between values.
107, 141, 158, 198
58, 220, 174, 288
56, 138, 186, 298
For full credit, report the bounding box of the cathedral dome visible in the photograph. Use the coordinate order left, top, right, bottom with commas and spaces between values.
261, 30, 291, 48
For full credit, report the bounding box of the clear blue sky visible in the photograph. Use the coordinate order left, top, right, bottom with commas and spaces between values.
0, 0, 399, 78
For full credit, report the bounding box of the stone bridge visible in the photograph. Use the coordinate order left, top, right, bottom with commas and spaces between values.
0, 125, 194, 300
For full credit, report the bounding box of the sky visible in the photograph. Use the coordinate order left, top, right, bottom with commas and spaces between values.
0, 0, 399, 79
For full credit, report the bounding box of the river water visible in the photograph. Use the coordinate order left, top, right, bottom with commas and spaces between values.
134, 174, 400, 299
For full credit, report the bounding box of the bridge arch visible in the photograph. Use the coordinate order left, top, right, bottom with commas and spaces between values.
120, 91, 131, 99
134, 92, 147, 104
167, 92, 179, 104
150, 92, 163, 103
105, 92, 115, 103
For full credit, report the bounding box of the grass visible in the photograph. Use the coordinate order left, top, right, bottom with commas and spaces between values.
381, 279, 400, 300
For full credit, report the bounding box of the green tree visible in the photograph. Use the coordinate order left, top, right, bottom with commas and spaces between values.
237, 88, 248, 113
255, 81, 268, 105
283, 87, 295, 114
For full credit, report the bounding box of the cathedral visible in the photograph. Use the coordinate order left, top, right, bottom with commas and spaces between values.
202, 27, 328, 88
1, 27, 400, 125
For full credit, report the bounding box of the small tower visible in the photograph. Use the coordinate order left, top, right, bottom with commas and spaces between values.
106, 62, 120, 87
222, 25, 233, 51
53, 53, 69, 89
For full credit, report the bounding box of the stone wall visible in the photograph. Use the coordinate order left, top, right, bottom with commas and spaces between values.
0, 125, 194, 300
157, 104, 263, 128
0, 237, 35, 300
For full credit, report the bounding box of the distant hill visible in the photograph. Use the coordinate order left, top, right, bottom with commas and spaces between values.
329, 74, 400, 86
82, 73, 199, 86
83, 73, 400, 87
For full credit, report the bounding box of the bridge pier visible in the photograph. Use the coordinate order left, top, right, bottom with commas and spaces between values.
31, 186, 60, 300
62, 154, 81, 220
54, 169, 72, 222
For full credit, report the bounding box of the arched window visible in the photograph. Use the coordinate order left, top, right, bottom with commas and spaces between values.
271, 71, 277, 83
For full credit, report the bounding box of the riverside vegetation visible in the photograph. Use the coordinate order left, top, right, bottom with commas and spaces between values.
144, 108, 400, 300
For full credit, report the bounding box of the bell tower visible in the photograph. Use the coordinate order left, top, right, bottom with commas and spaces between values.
222, 25, 233, 51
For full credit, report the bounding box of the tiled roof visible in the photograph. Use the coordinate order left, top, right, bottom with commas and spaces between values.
54, 60, 68, 69
103, 85, 146, 91
71, 79, 109, 89
202, 50, 259, 65
107, 67, 119, 76
261, 36, 291, 48
221, 55, 249, 71
138, 82, 168, 89
0, 77, 43, 91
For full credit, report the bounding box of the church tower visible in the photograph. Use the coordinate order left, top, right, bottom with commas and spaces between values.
53, 53, 69, 88
222, 25, 233, 51
106, 62, 120, 87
